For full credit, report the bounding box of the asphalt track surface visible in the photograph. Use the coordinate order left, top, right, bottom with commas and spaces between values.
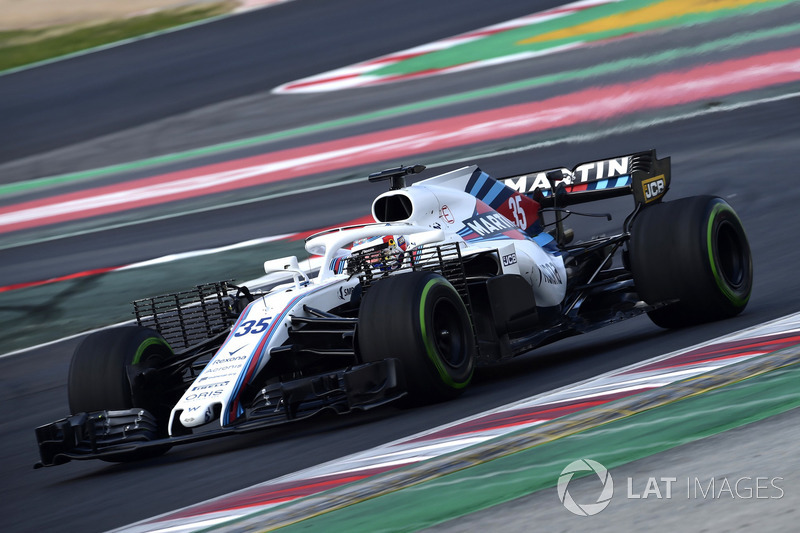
0, 0, 561, 166
1, 2, 800, 532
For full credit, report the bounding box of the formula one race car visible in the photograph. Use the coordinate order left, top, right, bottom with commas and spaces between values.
35, 149, 753, 467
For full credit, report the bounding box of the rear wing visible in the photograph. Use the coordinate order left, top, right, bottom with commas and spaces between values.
499, 149, 671, 208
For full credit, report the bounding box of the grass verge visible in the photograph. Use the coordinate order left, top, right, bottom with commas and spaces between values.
0, 1, 237, 73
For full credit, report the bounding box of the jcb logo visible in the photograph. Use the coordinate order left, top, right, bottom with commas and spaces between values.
642, 175, 666, 203
502, 253, 517, 267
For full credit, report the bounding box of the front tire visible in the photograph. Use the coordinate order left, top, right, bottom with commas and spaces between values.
629, 196, 753, 328
68, 326, 177, 461
358, 271, 475, 404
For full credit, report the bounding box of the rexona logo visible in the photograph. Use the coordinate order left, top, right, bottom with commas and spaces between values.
503, 157, 630, 193
641, 174, 666, 203
558, 459, 614, 516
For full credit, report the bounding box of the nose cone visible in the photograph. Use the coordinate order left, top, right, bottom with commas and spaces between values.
179, 403, 215, 428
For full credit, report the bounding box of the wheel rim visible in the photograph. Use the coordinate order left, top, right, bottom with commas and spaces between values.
715, 220, 747, 290
431, 298, 467, 368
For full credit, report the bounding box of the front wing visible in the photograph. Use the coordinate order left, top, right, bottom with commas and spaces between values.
35, 359, 401, 467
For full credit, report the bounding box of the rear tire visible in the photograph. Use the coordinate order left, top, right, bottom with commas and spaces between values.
358, 272, 475, 404
629, 196, 753, 328
68, 326, 177, 461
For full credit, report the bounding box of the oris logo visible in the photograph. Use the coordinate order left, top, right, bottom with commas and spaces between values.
184, 390, 223, 401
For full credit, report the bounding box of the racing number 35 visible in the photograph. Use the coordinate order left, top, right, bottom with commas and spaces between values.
234, 318, 271, 336
508, 195, 527, 229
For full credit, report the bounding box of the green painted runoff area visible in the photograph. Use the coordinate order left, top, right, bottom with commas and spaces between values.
370, 0, 794, 76
263, 362, 800, 532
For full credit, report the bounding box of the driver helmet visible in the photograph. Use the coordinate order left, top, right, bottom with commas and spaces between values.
351, 234, 407, 271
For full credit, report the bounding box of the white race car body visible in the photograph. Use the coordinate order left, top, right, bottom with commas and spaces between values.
40, 149, 755, 468
169, 165, 566, 432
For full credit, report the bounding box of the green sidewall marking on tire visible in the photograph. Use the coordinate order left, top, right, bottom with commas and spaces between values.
706, 203, 749, 307
132, 337, 171, 365
419, 279, 469, 390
